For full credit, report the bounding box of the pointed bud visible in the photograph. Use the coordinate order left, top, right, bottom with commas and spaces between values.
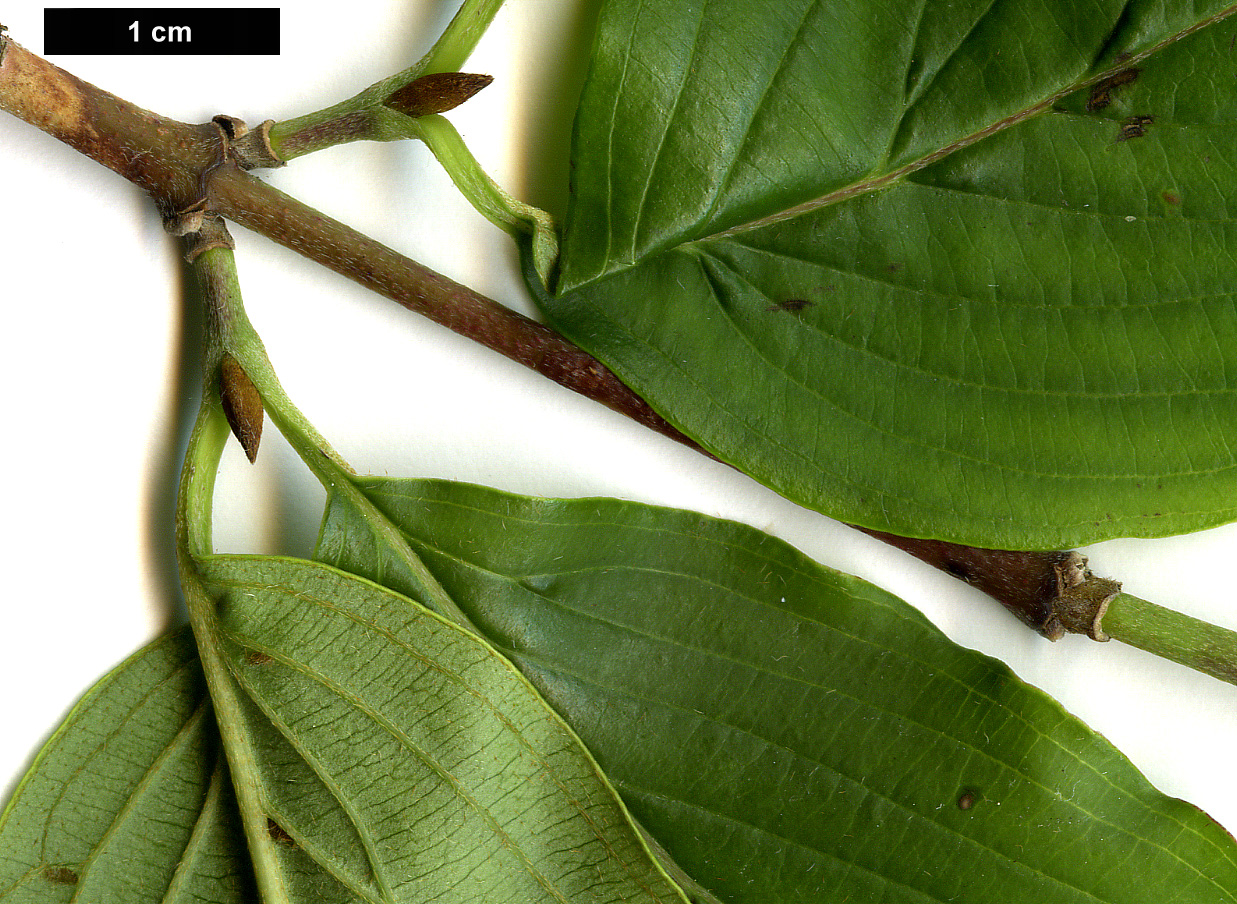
384, 72, 493, 118
219, 353, 263, 463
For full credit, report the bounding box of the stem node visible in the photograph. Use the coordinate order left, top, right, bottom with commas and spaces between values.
1046, 553, 1121, 641
229, 118, 284, 169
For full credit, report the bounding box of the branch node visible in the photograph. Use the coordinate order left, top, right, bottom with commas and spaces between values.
230, 119, 284, 169
164, 205, 207, 236
1043, 552, 1121, 641
183, 215, 236, 263
211, 113, 247, 140
167, 114, 266, 233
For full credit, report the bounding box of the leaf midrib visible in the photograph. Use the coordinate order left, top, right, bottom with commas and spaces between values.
614, 780, 1107, 904
336, 487, 1237, 890
424, 555, 1153, 837
515, 648, 1236, 903
215, 571, 680, 904
691, 6, 1237, 245
69, 701, 211, 902
353, 496, 1231, 873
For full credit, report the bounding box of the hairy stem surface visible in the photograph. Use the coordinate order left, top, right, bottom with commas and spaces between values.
1103, 594, 1237, 686
5, 32, 1234, 685
267, 0, 507, 160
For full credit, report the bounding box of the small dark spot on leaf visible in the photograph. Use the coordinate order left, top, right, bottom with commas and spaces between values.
885, 262, 902, 273
1116, 114, 1153, 142
43, 866, 78, 885
1087, 67, 1140, 112
766, 298, 814, 313
267, 818, 296, 847
957, 791, 977, 811
1161, 191, 1180, 206
245, 650, 273, 666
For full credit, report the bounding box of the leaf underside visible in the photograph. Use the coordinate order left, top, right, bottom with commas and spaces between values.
1, 564, 690, 904
537, 0, 1237, 549
196, 554, 688, 904
317, 476, 1237, 904
0, 629, 254, 904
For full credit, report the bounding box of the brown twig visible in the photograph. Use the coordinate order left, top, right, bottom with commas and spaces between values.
0, 37, 215, 222
0, 35, 1108, 641
208, 165, 695, 448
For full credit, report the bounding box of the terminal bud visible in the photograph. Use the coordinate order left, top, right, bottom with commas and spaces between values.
384, 72, 493, 118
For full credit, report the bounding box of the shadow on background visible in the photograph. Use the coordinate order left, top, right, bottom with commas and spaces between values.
142, 243, 206, 631
514, 0, 606, 223
141, 0, 608, 612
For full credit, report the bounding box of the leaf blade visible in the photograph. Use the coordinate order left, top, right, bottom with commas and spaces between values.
317, 476, 1237, 904
544, 1, 1237, 548
0, 628, 254, 904
197, 554, 690, 904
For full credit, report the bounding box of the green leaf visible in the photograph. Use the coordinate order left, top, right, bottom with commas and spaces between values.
536, 0, 1237, 549
190, 553, 690, 904
0, 628, 254, 903
317, 477, 1237, 904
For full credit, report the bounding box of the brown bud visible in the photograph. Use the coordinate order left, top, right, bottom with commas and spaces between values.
384, 72, 493, 118
219, 354, 263, 463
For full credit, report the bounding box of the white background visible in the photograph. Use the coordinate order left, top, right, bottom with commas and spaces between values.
2, 0, 1236, 847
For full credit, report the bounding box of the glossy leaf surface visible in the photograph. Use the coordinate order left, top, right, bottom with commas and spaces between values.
538, 0, 1237, 548
194, 554, 688, 904
318, 477, 1237, 904
0, 628, 253, 903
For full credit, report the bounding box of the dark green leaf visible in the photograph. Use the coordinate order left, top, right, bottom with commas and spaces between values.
537, 0, 1237, 548
318, 477, 1237, 904
0, 628, 254, 903
193, 554, 689, 904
